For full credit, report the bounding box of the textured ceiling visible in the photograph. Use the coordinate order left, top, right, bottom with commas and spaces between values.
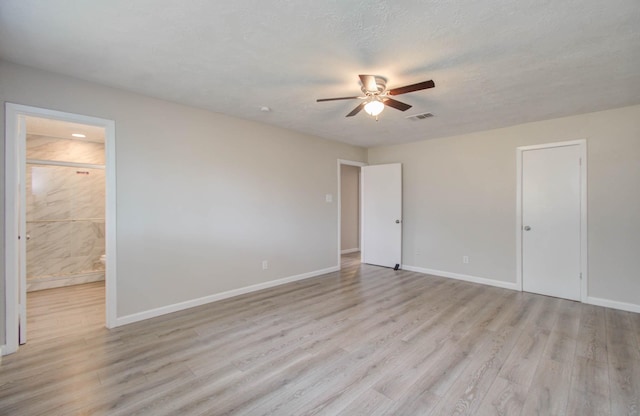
1, 0, 639, 147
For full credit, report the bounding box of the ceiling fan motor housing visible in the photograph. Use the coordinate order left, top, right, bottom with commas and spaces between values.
362, 76, 387, 95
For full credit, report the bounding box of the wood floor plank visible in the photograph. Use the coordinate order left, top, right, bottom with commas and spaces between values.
543, 301, 580, 364
335, 388, 394, 416
576, 304, 609, 363
1, 253, 639, 415
606, 308, 640, 354
372, 287, 500, 401
475, 376, 528, 416
607, 358, 640, 416
566, 356, 611, 416
382, 389, 441, 415
428, 324, 523, 416
498, 322, 550, 387
521, 358, 573, 415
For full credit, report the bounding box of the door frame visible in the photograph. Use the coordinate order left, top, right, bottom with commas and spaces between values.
3, 103, 118, 355
516, 139, 587, 302
337, 159, 367, 268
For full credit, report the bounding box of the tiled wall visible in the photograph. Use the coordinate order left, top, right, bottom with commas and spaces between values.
27, 134, 105, 164
26, 135, 105, 289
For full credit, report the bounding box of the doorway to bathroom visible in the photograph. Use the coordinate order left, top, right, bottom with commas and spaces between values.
25, 117, 106, 291
338, 159, 366, 269
4, 104, 117, 355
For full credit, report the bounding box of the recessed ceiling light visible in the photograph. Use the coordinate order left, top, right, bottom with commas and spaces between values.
260, 106, 271, 112
72, 133, 86, 138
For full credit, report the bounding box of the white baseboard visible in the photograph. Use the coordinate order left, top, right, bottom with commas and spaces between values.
403, 265, 639, 314
115, 266, 340, 327
0, 343, 16, 357
586, 296, 640, 314
401, 265, 519, 291
27, 272, 105, 292
340, 248, 360, 254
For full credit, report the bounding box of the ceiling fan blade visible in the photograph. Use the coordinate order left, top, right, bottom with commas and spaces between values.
346, 102, 365, 117
388, 80, 435, 96
359, 75, 377, 92
383, 97, 412, 111
316, 96, 360, 102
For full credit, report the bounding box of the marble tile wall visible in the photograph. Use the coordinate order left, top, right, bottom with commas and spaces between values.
27, 134, 105, 164
25, 135, 105, 286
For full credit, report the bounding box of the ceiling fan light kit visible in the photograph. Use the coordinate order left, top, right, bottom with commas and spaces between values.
364, 99, 384, 117
317, 75, 435, 120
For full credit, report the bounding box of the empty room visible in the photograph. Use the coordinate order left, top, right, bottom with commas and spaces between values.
1, 1, 639, 415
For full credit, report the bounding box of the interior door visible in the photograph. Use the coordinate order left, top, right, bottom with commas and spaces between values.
522, 145, 581, 301
361, 163, 402, 268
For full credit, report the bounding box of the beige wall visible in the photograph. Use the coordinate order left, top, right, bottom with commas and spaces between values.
3, 59, 638, 349
0, 60, 367, 345
368, 104, 640, 308
340, 164, 360, 251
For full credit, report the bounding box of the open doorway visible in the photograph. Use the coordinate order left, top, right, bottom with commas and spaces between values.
338, 160, 403, 271
4, 104, 117, 355
25, 117, 106, 291
24, 117, 106, 344
337, 159, 366, 269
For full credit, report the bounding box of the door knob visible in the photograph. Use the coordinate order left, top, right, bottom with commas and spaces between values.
524, 226, 531, 231
395, 220, 401, 224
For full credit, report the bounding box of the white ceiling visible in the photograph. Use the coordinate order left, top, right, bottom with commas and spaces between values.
26, 116, 105, 143
1, 1, 639, 147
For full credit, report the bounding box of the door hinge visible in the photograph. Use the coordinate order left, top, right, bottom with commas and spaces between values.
579, 158, 582, 166
580, 272, 582, 279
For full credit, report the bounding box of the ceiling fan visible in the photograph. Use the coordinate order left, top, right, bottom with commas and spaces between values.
317, 75, 435, 119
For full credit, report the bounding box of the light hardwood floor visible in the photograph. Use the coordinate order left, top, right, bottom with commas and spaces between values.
1, 253, 639, 415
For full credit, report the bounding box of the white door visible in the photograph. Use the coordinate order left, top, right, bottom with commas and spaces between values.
522, 144, 581, 300
361, 163, 402, 268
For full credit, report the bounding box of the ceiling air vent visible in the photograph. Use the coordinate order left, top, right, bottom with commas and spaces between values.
406, 112, 434, 121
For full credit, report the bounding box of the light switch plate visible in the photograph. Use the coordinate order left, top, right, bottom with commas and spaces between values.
325, 194, 333, 203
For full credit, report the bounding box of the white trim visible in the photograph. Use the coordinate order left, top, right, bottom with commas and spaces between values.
337, 159, 367, 268
338, 159, 368, 167
26, 272, 105, 292
516, 139, 588, 302
516, 140, 586, 151
115, 266, 340, 327
4, 106, 20, 354
340, 248, 360, 254
578, 143, 588, 303
3, 103, 117, 356
586, 297, 640, 314
515, 147, 523, 292
402, 265, 519, 291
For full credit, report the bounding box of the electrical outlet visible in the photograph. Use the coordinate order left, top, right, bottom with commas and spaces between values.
262, 260, 269, 270
462, 256, 469, 264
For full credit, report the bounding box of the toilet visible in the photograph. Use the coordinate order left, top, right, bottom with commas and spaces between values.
99, 254, 106, 265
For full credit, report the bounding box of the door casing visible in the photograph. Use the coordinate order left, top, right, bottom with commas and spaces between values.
3, 103, 118, 355
516, 139, 587, 302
